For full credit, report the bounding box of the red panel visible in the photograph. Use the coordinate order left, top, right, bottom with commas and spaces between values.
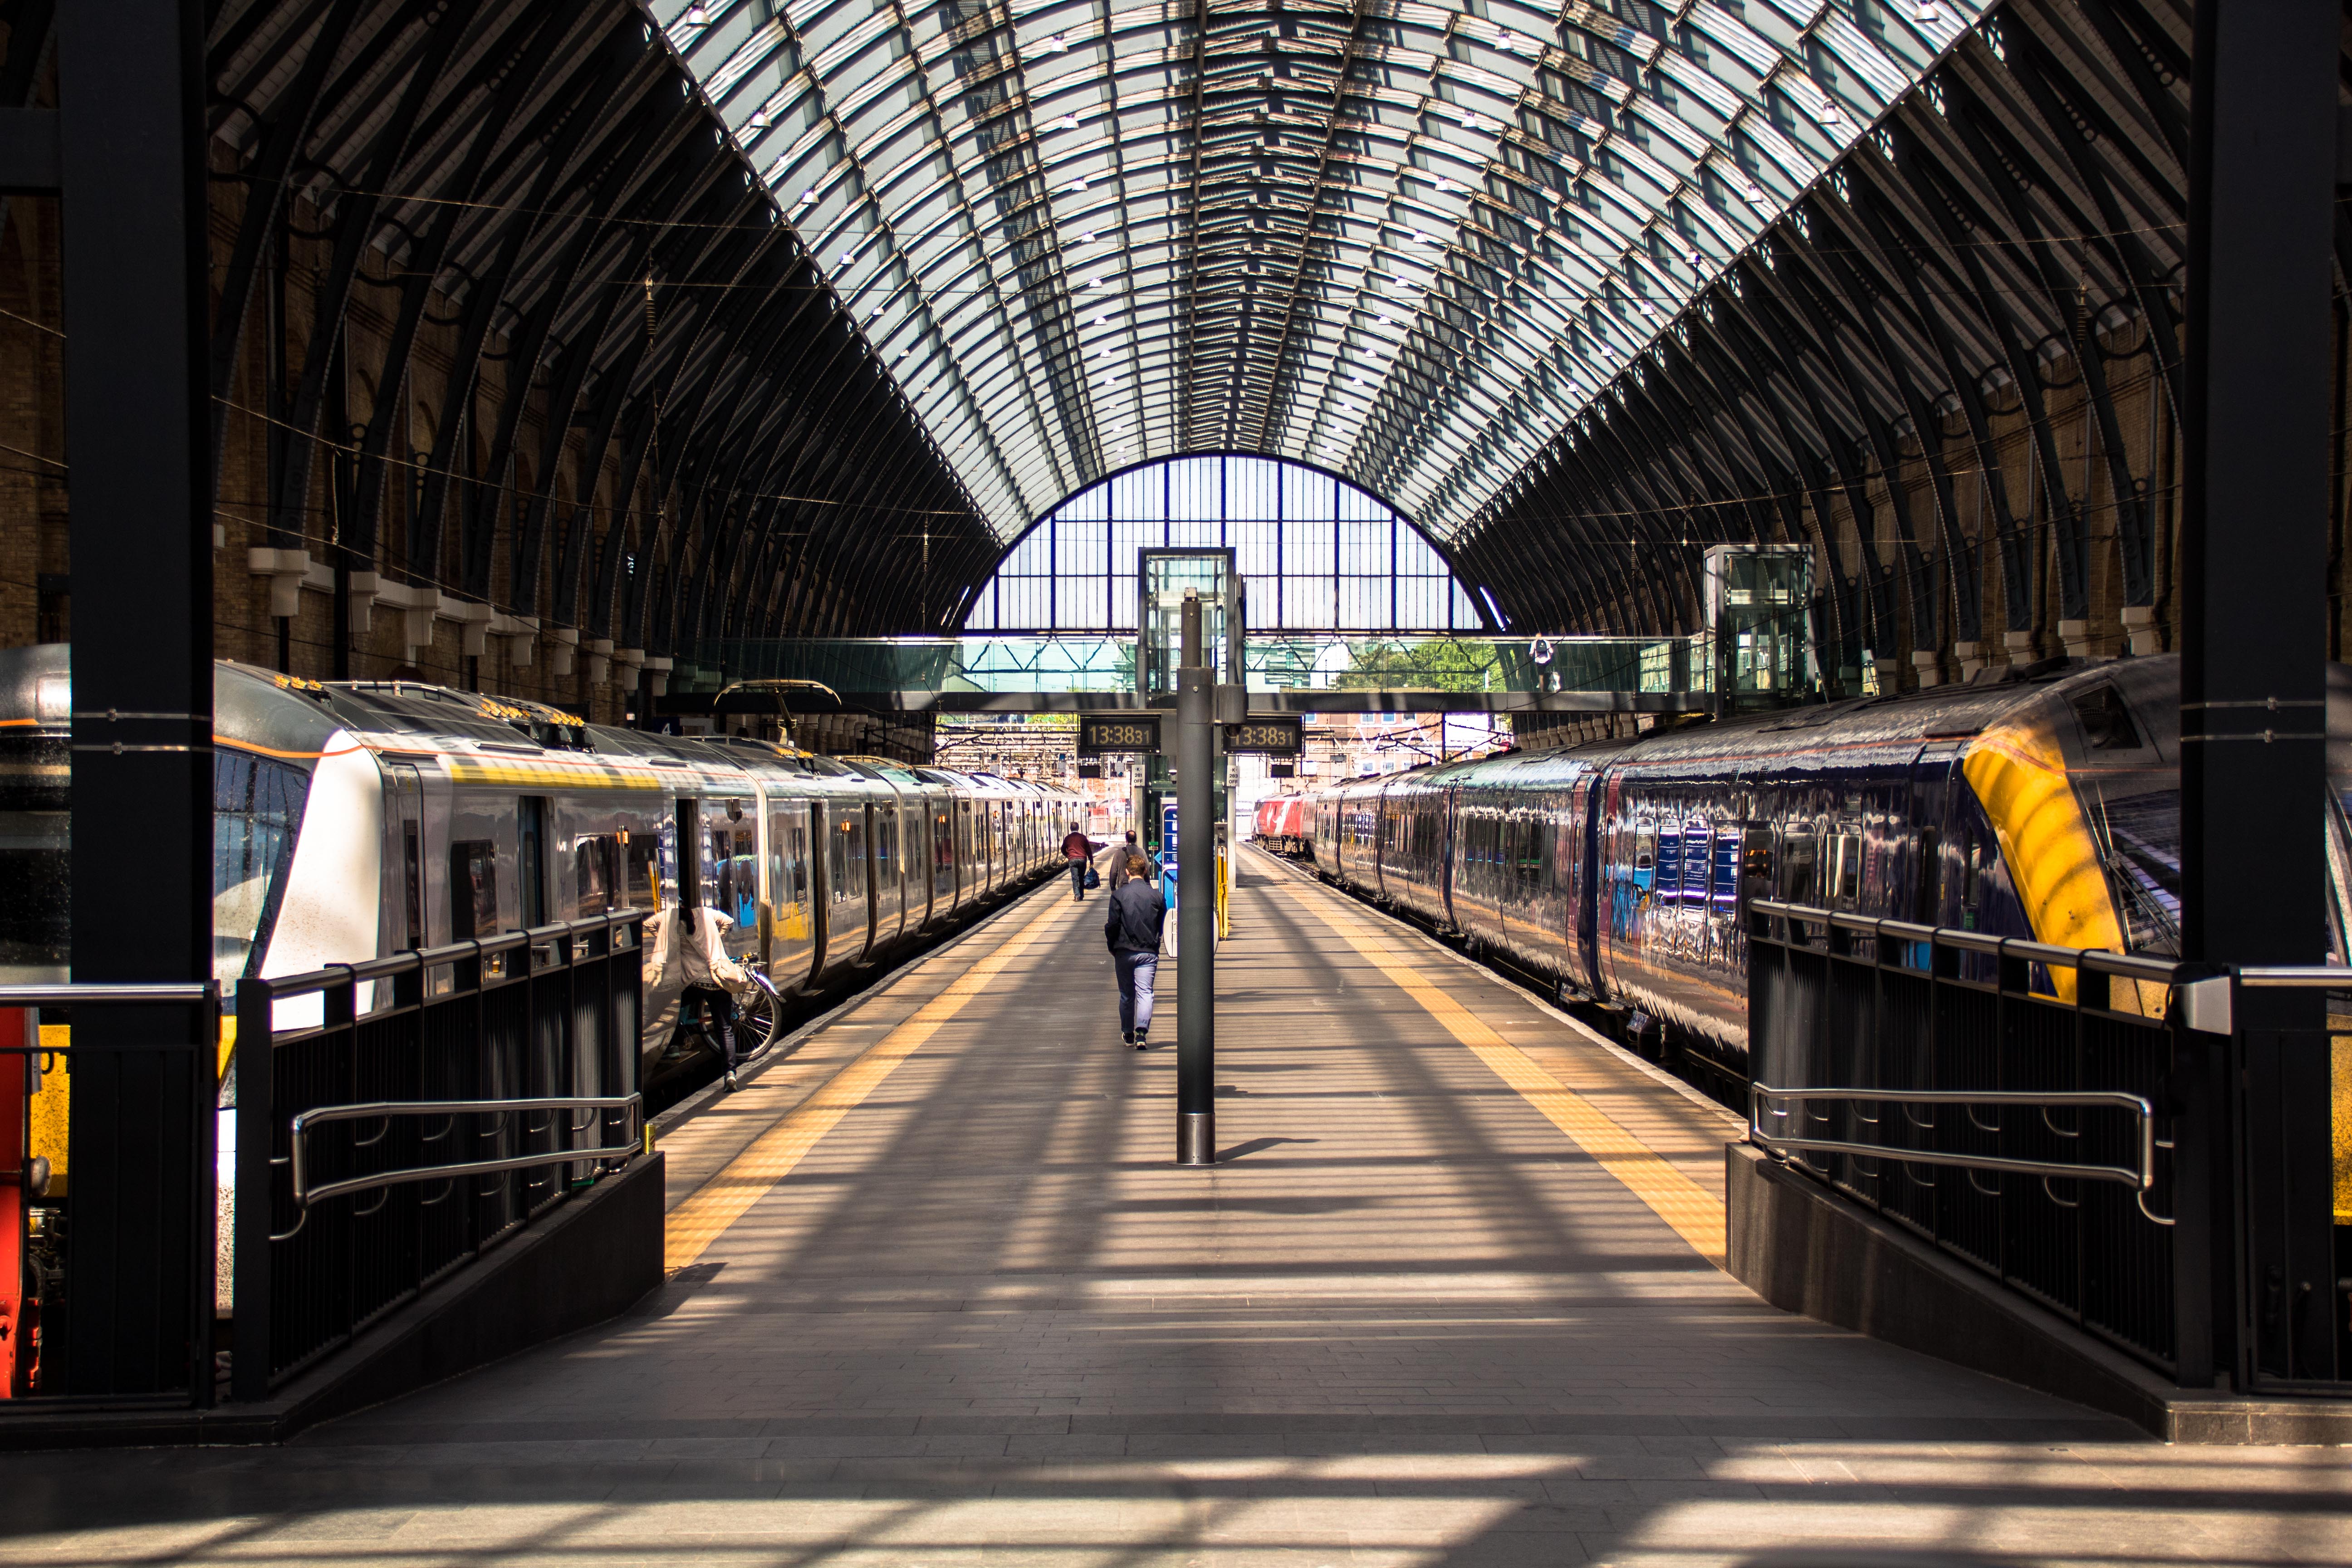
0, 1006, 26, 1397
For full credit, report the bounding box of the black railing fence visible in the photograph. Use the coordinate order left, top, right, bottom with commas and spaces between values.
230, 912, 646, 1401
1747, 901, 2350, 1394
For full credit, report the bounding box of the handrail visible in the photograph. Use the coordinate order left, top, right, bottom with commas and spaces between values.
2235, 966, 2352, 989
1749, 1083, 2168, 1225
274, 1093, 643, 1240
0, 981, 214, 1004
1745, 900, 2190, 985
260, 910, 644, 998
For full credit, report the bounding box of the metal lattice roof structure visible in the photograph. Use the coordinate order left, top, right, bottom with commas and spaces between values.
661, 0, 1994, 545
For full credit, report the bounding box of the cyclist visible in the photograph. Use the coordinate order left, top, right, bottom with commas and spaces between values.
680, 904, 753, 1090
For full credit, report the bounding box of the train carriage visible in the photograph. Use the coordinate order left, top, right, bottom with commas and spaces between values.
0, 646, 1066, 1084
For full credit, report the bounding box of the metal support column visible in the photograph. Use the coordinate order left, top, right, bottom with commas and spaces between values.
1175, 594, 1214, 1166
2180, 0, 2340, 1387
55, 0, 217, 1399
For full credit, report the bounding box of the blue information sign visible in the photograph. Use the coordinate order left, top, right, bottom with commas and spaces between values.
1161, 802, 1180, 910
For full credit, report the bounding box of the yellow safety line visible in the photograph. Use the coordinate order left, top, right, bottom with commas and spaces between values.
1279, 885, 1728, 1268
663, 892, 1078, 1270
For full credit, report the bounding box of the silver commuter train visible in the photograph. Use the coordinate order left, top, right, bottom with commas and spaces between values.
0, 644, 1077, 1072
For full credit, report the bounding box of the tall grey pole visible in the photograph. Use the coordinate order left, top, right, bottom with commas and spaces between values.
1175, 593, 1215, 1165
2180, 0, 2338, 1389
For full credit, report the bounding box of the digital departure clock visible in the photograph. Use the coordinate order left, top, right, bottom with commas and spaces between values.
1222, 718, 1304, 756
1077, 713, 1162, 756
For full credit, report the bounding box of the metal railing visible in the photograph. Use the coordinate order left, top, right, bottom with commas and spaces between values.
690, 632, 1709, 696
1744, 899, 2198, 1378
279, 1094, 644, 1233
1752, 1086, 2167, 1220
231, 911, 646, 1400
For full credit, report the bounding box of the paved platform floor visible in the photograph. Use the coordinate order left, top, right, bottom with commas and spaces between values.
11, 852, 2350, 1566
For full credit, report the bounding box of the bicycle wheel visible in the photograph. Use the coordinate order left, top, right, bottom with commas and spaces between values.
736, 974, 782, 1060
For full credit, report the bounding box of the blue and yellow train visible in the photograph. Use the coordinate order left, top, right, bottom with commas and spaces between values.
1303, 654, 2352, 1077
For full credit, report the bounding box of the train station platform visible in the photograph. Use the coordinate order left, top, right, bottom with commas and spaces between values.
12, 855, 2349, 1567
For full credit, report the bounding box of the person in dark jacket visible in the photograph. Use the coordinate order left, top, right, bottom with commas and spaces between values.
1103, 851, 1162, 1049
1106, 829, 1144, 888
1060, 825, 1102, 900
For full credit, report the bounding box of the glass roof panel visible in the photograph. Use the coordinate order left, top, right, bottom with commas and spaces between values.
662, 0, 1988, 543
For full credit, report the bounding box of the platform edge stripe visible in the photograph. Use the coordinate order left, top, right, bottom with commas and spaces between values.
1279, 887, 1729, 1268
662, 894, 1078, 1270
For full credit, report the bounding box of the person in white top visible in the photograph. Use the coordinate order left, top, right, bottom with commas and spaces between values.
678, 906, 752, 1090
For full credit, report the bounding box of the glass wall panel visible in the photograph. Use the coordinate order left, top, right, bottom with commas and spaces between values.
959, 456, 1485, 633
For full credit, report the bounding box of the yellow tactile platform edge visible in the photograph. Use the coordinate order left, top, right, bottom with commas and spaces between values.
663, 892, 1078, 1270
1279, 884, 1729, 1268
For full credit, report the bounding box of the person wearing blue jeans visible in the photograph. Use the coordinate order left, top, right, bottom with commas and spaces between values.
1103, 851, 1163, 1049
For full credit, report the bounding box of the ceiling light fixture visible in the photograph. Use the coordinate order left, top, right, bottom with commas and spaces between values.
748, 107, 769, 130
685, 4, 707, 25
1058, 113, 1079, 131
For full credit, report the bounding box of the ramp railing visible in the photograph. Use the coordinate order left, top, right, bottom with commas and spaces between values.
230, 911, 647, 1401
1744, 900, 2202, 1379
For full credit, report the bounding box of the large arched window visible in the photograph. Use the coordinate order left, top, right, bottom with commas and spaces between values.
960, 456, 1491, 635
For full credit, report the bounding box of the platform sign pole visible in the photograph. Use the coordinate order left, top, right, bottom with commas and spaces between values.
1175, 593, 1215, 1166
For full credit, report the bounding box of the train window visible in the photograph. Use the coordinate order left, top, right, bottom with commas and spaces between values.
1741, 827, 1773, 891
214, 749, 311, 983
1655, 823, 1682, 902
403, 822, 424, 948
450, 840, 499, 940
574, 835, 617, 914
1914, 827, 1942, 925
625, 833, 660, 911
518, 797, 548, 928
828, 816, 851, 899
1829, 830, 1863, 908
1779, 832, 1817, 904
1633, 827, 1656, 872
1711, 831, 1739, 912
2070, 684, 2142, 751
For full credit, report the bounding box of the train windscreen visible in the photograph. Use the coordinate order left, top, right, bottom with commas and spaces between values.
213, 749, 310, 985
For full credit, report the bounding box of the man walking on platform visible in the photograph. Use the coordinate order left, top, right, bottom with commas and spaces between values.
1061, 824, 1102, 900
1104, 851, 1162, 1049
1104, 829, 1143, 889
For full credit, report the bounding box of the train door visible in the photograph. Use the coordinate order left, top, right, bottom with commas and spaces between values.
930, 798, 953, 923
828, 801, 872, 965
716, 799, 759, 965
765, 797, 817, 992
1563, 772, 1599, 994
1909, 743, 1969, 959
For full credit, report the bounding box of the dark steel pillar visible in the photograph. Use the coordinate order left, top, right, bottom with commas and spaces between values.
56, 0, 216, 1397
2180, 0, 2340, 1387
1175, 593, 1214, 1166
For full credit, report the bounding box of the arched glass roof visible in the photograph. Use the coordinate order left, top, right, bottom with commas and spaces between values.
961, 453, 1486, 632
658, 0, 1990, 544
